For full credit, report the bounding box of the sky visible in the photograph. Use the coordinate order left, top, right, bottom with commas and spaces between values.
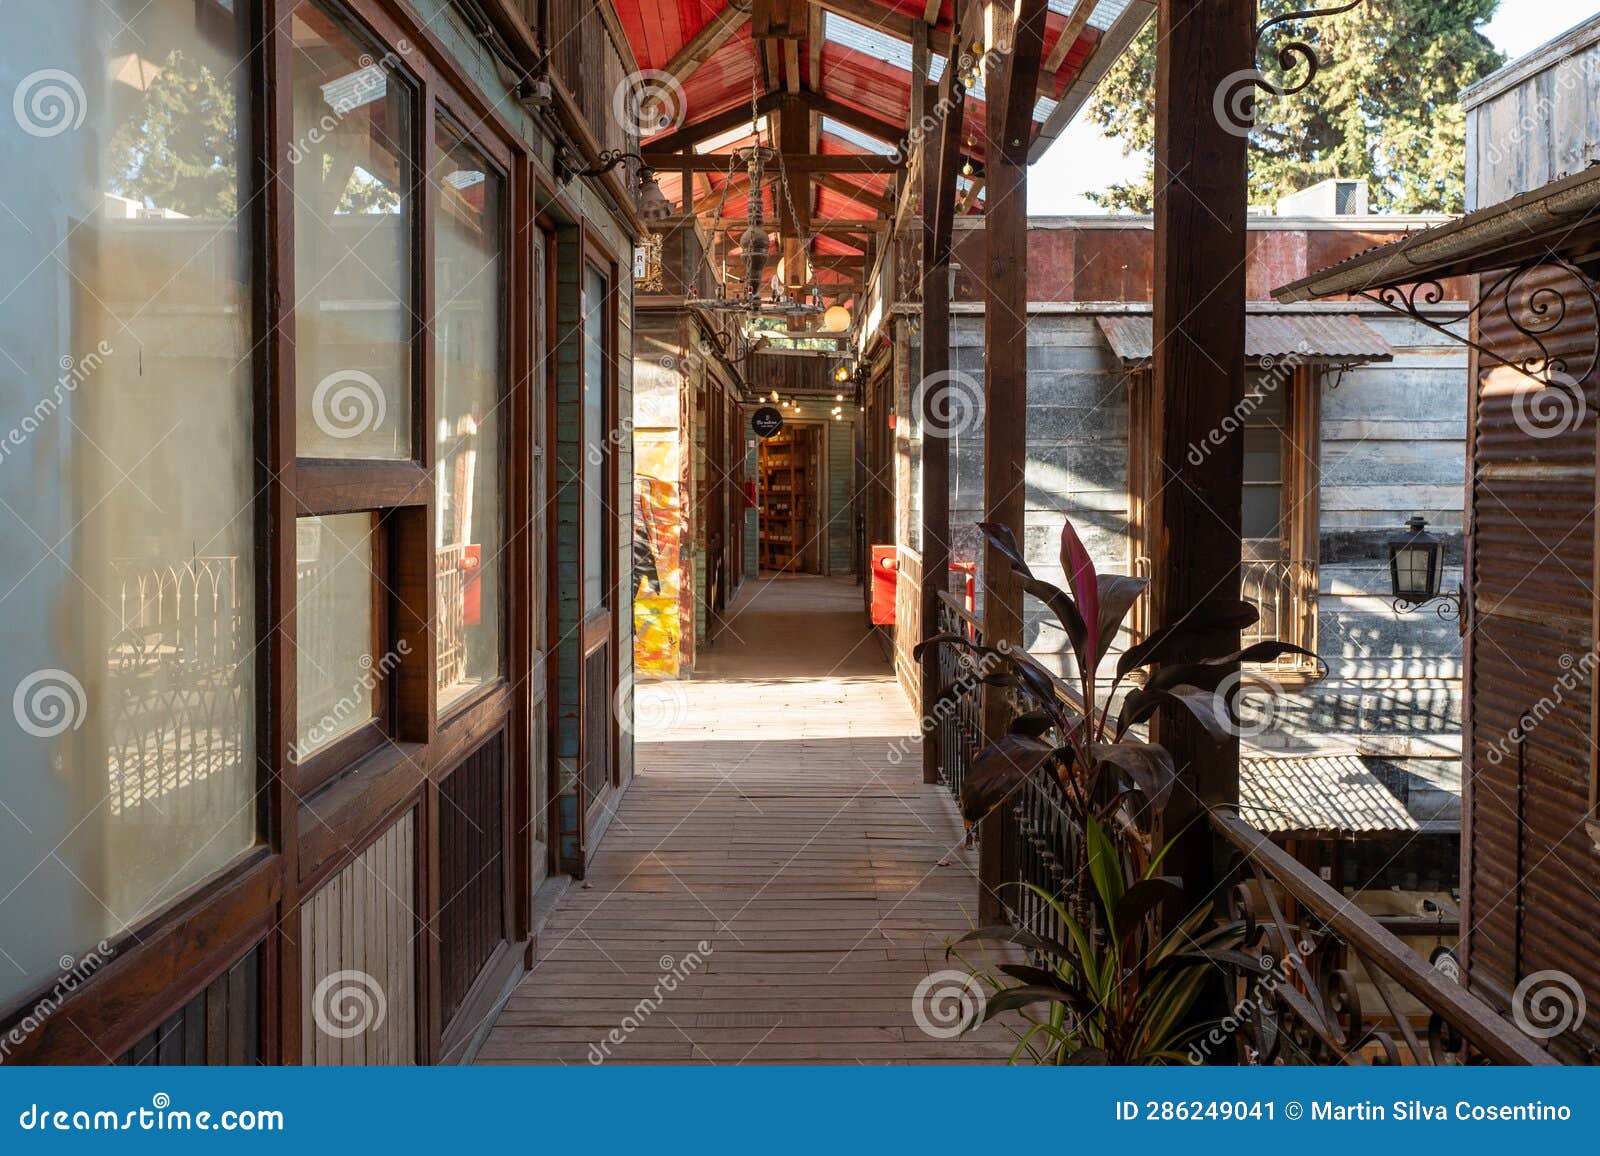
1028, 0, 1600, 214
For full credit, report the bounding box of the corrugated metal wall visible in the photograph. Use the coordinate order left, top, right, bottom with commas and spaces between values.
1466, 263, 1600, 1060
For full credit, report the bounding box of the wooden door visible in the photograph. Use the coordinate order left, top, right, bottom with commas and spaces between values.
579, 259, 616, 828
529, 226, 552, 890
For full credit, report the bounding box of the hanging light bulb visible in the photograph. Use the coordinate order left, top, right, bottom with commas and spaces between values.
835, 393, 844, 402
820, 304, 852, 334
833, 364, 850, 383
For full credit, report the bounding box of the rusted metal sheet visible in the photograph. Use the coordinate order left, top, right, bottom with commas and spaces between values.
1096, 311, 1394, 364
1466, 260, 1600, 1062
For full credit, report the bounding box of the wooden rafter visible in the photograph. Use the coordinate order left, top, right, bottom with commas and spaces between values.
801, 91, 907, 150
807, 0, 952, 55
815, 172, 894, 215
1042, 0, 1096, 73
661, 6, 750, 86
645, 92, 783, 154
643, 151, 900, 173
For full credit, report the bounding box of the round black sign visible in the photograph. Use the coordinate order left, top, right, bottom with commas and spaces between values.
752, 406, 784, 438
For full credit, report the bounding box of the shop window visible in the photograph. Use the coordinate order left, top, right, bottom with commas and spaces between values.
433, 121, 506, 712
290, 0, 416, 461
0, 0, 256, 1007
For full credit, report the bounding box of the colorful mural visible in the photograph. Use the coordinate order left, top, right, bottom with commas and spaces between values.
633, 438, 681, 677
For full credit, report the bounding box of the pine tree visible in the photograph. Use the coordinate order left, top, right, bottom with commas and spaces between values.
1084, 0, 1504, 213
109, 49, 238, 218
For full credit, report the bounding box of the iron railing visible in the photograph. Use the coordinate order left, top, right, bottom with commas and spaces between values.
1206, 810, 1553, 1065
921, 592, 1551, 1063
932, 590, 984, 803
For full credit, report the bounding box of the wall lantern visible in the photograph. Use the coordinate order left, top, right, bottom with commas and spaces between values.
1389, 516, 1464, 631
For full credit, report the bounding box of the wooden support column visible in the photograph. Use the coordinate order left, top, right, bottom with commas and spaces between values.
979, 0, 1047, 739
977, 0, 1047, 926
919, 11, 963, 788
1147, 0, 1253, 898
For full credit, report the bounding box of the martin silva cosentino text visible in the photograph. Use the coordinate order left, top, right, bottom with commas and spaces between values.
1312, 1101, 1571, 1122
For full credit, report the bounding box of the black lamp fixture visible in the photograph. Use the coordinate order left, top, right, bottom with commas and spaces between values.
553, 146, 675, 224
1388, 515, 1464, 631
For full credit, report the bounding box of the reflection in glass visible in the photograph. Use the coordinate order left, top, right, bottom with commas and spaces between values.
0, 0, 255, 1007
295, 514, 379, 758
434, 123, 504, 711
291, 0, 413, 460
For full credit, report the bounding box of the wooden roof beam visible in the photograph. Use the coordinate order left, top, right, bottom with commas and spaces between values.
1043, 0, 1096, 73
661, 6, 750, 86
801, 91, 908, 151
807, 0, 952, 55
815, 172, 895, 216
645, 91, 785, 155
643, 152, 902, 173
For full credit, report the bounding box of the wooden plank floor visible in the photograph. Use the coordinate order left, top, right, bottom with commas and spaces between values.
478, 574, 1019, 1065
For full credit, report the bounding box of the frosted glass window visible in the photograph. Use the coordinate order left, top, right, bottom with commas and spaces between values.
582, 264, 609, 612
434, 124, 504, 711
295, 514, 379, 758
0, 0, 256, 1008
291, 0, 414, 460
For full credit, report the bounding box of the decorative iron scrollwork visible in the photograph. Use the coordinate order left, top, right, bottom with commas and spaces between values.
1359, 257, 1600, 392
1253, 1, 1367, 98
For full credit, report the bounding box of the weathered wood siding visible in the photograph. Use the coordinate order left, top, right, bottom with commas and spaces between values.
944, 306, 1467, 757
300, 812, 417, 1065
1464, 15, 1600, 211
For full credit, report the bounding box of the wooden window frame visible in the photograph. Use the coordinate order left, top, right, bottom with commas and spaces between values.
1127, 362, 1321, 684
0, 0, 543, 1065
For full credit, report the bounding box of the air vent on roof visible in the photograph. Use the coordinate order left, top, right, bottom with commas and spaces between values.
1274, 178, 1369, 217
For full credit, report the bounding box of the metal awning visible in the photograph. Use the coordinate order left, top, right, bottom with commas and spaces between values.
1095, 312, 1394, 365
1274, 164, 1600, 303
1240, 753, 1419, 837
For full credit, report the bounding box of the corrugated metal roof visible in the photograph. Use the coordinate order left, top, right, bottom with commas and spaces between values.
1274, 164, 1600, 302
1240, 753, 1419, 836
1095, 312, 1394, 363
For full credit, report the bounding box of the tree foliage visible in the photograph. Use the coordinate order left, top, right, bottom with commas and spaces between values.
1084, 0, 1505, 213
110, 50, 238, 218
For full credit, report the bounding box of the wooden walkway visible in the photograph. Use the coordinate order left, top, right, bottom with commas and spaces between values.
477, 574, 1018, 1065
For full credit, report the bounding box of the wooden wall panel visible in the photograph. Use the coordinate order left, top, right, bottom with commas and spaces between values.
116, 944, 262, 1066
299, 812, 417, 1065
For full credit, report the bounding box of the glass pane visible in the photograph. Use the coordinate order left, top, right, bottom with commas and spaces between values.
583, 264, 609, 612
0, 0, 255, 1007
291, 1, 413, 460
1242, 426, 1282, 483
434, 124, 504, 711
294, 514, 378, 759
1242, 485, 1283, 540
